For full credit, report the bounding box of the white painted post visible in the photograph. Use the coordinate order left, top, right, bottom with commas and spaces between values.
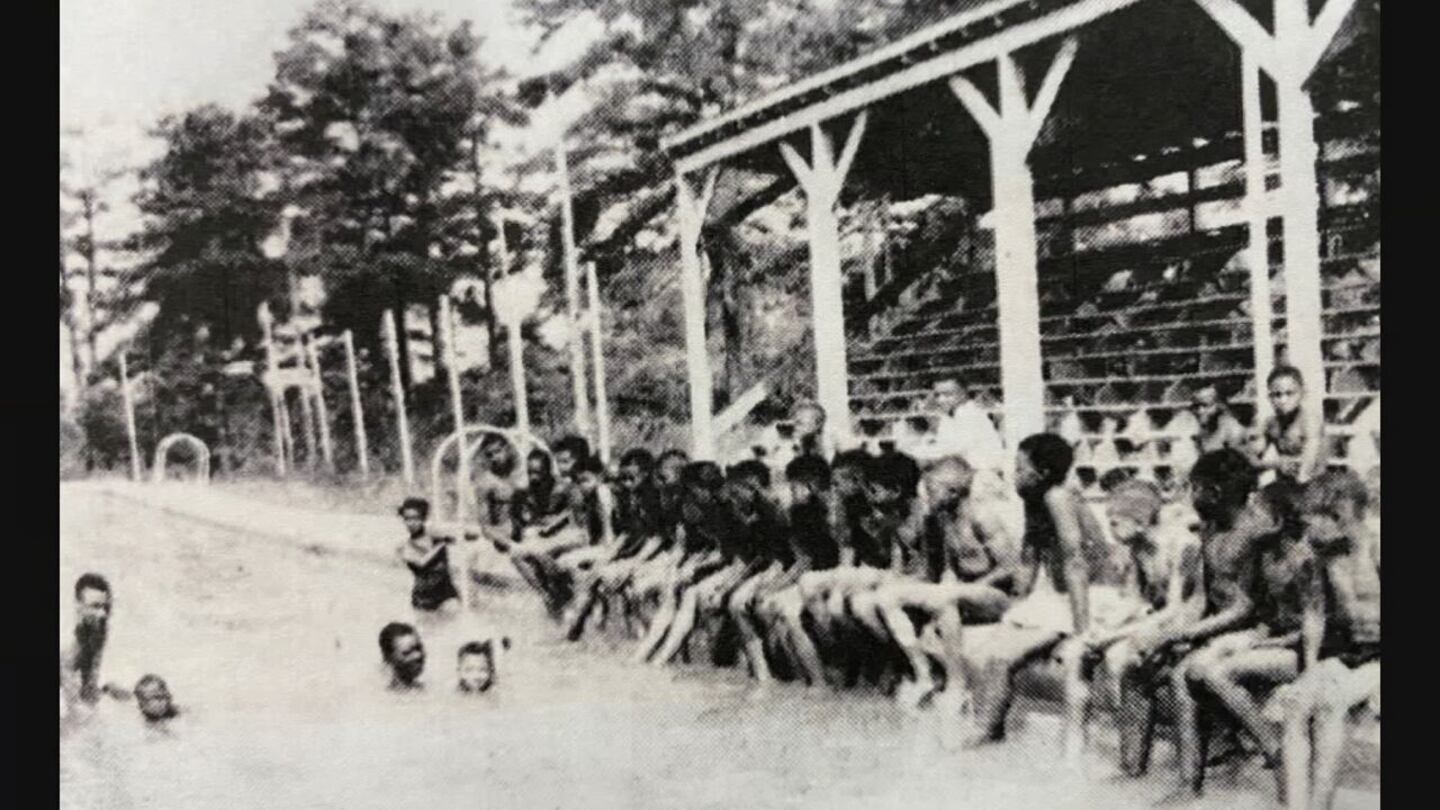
950, 37, 1078, 455
342, 329, 370, 480
586, 261, 613, 464
259, 303, 287, 477
118, 350, 142, 482
278, 396, 295, 472
494, 214, 530, 435
1241, 54, 1275, 424
440, 294, 470, 521
779, 111, 869, 450
296, 360, 318, 473
1192, 0, 1359, 438
676, 168, 720, 460
305, 336, 335, 474
1274, 0, 1328, 434
383, 309, 416, 485
556, 142, 592, 437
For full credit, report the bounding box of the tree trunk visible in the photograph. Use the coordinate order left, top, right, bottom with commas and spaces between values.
429, 299, 447, 389
482, 243, 500, 371
81, 194, 100, 384
60, 249, 86, 399
394, 281, 413, 395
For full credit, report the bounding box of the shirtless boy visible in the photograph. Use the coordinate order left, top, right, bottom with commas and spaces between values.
1252, 366, 1327, 484
473, 434, 522, 545
1193, 383, 1250, 454
752, 450, 869, 685
850, 457, 1024, 710
508, 450, 601, 614
963, 434, 1119, 746
1185, 480, 1320, 776
1142, 449, 1271, 790
629, 461, 731, 662
1056, 479, 1204, 769
563, 449, 663, 640
728, 455, 838, 683
1278, 469, 1380, 810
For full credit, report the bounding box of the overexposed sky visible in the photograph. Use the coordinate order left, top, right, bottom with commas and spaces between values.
60, 0, 553, 153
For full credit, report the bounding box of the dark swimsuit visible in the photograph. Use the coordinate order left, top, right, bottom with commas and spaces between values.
407, 542, 460, 611
790, 501, 840, 571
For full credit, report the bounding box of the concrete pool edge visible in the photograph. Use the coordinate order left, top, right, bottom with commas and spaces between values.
66, 481, 526, 588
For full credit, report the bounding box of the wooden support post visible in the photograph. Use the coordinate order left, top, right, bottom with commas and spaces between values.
494, 214, 530, 436
118, 350, 142, 482
342, 329, 370, 480
1241, 54, 1275, 425
1273, 6, 1328, 433
259, 303, 287, 477
556, 142, 591, 437
950, 36, 1078, 456
297, 370, 317, 473
305, 336, 335, 474
586, 261, 613, 465
779, 110, 869, 449
383, 309, 416, 486
278, 396, 295, 472
1193, 0, 1359, 433
440, 294, 470, 521
676, 168, 720, 461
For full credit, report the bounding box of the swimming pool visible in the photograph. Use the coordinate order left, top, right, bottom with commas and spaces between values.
59, 487, 1378, 810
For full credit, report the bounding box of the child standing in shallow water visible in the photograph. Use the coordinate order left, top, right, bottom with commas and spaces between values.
1253, 366, 1327, 485
396, 498, 467, 619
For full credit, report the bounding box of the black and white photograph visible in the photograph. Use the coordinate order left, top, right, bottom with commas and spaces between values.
59, 1, 1380, 807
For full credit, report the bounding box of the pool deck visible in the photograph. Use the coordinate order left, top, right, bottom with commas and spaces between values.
68, 480, 522, 584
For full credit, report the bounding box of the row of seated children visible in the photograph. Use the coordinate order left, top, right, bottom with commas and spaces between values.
481, 423, 1378, 810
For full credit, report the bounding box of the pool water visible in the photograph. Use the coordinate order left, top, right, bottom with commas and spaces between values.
59, 488, 1378, 810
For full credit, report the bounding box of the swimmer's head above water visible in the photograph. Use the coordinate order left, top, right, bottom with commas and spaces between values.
457, 640, 504, 694
134, 674, 178, 723
379, 622, 425, 689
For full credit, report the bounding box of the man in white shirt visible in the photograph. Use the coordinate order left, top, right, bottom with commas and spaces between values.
910, 378, 1006, 474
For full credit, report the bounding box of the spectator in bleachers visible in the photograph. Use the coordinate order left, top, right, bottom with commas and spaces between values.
1192, 383, 1249, 454
910, 378, 1005, 474
1253, 366, 1328, 484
